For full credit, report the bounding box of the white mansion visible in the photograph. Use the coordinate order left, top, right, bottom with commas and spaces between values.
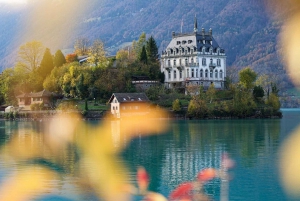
160, 17, 226, 90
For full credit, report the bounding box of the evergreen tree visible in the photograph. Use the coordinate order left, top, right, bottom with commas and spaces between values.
38, 48, 54, 79
139, 46, 148, 64
54, 50, 66, 67
146, 36, 158, 62
133, 32, 146, 59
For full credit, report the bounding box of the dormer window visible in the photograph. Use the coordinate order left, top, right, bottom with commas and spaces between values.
188, 40, 192, 44
177, 41, 181, 45
182, 40, 186, 44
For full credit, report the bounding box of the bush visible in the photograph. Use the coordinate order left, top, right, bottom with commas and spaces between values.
56, 101, 77, 111
30, 103, 40, 111
172, 99, 182, 112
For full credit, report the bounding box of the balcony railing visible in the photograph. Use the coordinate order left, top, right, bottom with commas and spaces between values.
186, 63, 199, 67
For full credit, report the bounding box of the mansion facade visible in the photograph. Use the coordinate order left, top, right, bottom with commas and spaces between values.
160, 17, 226, 90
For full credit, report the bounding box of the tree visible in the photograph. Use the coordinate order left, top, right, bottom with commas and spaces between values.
17, 41, 45, 72
172, 99, 182, 112
146, 36, 158, 62
139, 46, 148, 64
76, 73, 89, 99
133, 32, 146, 59
88, 39, 107, 67
266, 93, 280, 111
187, 97, 208, 118
239, 67, 257, 90
206, 83, 216, 103
66, 53, 78, 63
38, 48, 54, 79
74, 37, 90, 56
253, 85, 264, 101
116, 49, 131, 68
43, 66, 64, 93
54, 50, 66, 67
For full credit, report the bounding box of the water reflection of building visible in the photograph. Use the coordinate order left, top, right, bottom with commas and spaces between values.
111, 120, 121, 148
161, 143, 225, 190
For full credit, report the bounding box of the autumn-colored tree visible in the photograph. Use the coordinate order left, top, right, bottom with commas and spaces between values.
172, 99, 182, 112
66, 53, 78, 63
187, 97, 208, 118
88, 39, 107, 67
266, 93, 281, 111
239, 67, 257, 90
206, 83, 216, 103
17, 41, 45, 72
74, 37, 90, 56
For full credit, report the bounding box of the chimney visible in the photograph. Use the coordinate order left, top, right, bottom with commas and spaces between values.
202, 28, 205, 36
172, 31, 175, 38
209, 28, 212, 36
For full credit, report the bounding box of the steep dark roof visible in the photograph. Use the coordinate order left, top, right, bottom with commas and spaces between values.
163, 29, 225, 54
16, 89, 57, 98
108, 93, 149, 103
131, 76, 151, 81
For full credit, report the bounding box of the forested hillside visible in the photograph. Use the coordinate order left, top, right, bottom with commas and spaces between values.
0, 0, 288, 86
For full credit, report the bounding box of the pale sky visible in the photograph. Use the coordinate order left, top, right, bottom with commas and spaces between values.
0, 0, 27, 4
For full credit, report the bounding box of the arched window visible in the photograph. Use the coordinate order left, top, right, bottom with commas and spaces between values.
185, 58, 188, 65
205, 69, 208, 78
173, 59, 176, 66
202, 58, 206, 66
220, 70, 223, 79
215, 70, 218, 79
168, 71, 171, 79
191, 69, 194, 77
210, 70, 213, 78
174, 70, 177, 79
217, 59, 221, 66
200, 69, 203, 77
179, 70, 182, 79
191, 58, 194, 64
210, 59, 213, 65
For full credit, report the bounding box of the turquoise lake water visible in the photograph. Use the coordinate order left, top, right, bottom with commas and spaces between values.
0, 109, 300, 200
